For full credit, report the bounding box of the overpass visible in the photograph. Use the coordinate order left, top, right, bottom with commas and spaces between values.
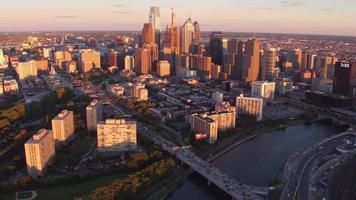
139, 126, 270, 200
283, 98, 356, 126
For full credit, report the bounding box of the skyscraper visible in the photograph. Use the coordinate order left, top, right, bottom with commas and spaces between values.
209, 32, 224, 66
142, 23, 155, 44
149, 7, 161, 47
164, 8, 180, 52
180, 18, 195, 54
193, 21, 200, 44
262, 47, 277, 81
333, 61, 356, 97
242, 39, 261, 84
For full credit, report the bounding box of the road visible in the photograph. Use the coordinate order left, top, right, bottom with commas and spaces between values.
280, 131, 356, 200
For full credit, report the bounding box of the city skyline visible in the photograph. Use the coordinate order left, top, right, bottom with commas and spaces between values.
1, 0, 356, 36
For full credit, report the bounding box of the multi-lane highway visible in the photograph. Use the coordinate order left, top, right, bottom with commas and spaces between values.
280, 131, 356, 200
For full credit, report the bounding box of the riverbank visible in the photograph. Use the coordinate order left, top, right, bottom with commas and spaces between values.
202, 116, 317, 161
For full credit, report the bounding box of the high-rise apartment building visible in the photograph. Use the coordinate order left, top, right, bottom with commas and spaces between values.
251, 81, 276, 103
52, 110, 75, 143
17, 60, 38, 80
157, 60, 170, 77
135, 48, 151, 74
236, 94, 263, 121
86, 99, 103, 131
97, 119, 137, 152
333, 61, 356, 97
79, 50, 101, 73
191, 114, 218, 144
24, 129, 55, 177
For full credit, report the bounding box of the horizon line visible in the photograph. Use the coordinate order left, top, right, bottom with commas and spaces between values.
1, 30, 356, 38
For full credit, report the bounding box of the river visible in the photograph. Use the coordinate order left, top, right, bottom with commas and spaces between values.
166, 120, 348, 200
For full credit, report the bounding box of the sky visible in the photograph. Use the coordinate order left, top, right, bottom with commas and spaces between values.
1, 0, 356, 36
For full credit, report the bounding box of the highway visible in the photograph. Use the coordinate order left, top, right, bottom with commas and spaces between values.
280, 131, 356, 200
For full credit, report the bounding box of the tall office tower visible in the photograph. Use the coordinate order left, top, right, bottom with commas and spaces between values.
209, 32, 224, 66
320, 56, 333, 79
142, 43, 159, 66
24, 129, 55, 177
157, 60, 170, 77
301, 52, 308, 69
79, 49, 101, 73
0, 49, 7, 69
191, 114, 218, 144
235, 40, 245, 81
308, 53, 316, 69
124, 55, 135, 70
142, 23, 155, 44
86, 99, 103, 131
52, 110, 75, 143
193, 21, 200, 44
261, 47, 277, 81
227, 39, 239, 54
211, 64, 221, 80
97, 119, 137, 152
236, 94, 263, 121
291, 49, 302, 68
242, 39, 261, 84
333, 61, 356, 97
108, 51, 118, 67
180, 18, 195, 54
149, 7, 161, 48
135, 48, 151, 74
251, 81, 276, 103
17, 60, 38, 80
164, 8, 180, 53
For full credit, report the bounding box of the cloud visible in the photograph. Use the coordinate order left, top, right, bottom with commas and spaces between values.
113, 4, 124, 8
320, 8, 335, 11
52, 16, 78, 18
280, 1, 304, 6
250, 7, 273, 11
112, 11, 134, 15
